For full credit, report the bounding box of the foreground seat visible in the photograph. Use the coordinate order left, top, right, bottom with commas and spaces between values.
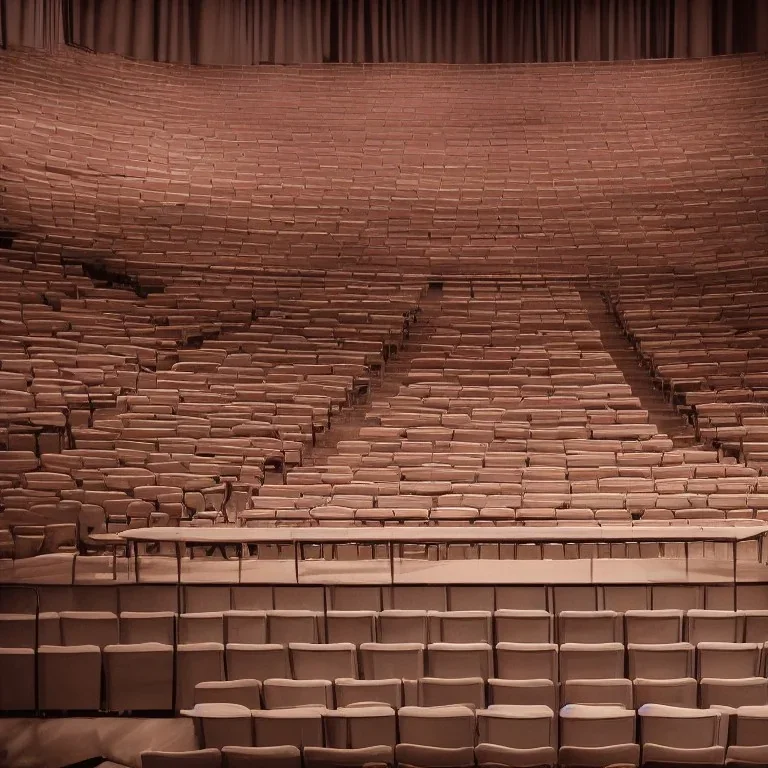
181, 702, 254, 749
141, 749, 222, 768
395, 743, 475, 768
397, 705, 476, 749
104, 642, 174, 711
476, 704, 557, 767
723, 705, 768, 767
322, 705, 397, 749
0, 648, 35, 710
559, 703, 639, 767
221, 745, 301, 767
303, 745, 393, 768
38, 645, 101, 711
252, 707, 325, 748
638, 703, 727, 766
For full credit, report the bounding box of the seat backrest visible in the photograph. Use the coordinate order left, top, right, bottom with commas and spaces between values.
38, 644, 102, 711
429, 611, 492, 643
226, 643, 291, 682
733, 705, 768, 747
263, 679, 332, 709
696, 642, 762, 680
120, 611, 176, 644
427, 642, 493, 679
559, 643, 625, 681
359, 643, 424, 680
632, 677, 698, 709
395, 743, 475, 768
397, 705, 476, 749
224, 611, 268, 645
624, 610, 683, 644
176, 643, 225, 710
104, 642, 174, 712
495, 643, 558, 681
323, 705, 397, 749
559, 704, 636, 748
627, 643, 694, 680
378, 611, 429, 644
699, 677, 768, 709
141, 749, 222, 768
180, 702, 254, 749
477, 704, 554, 751
195, 679, 263, 709
59, 611, 119, 648
558, 611, 621, 644
289, 643, 357, 680
493, 610, 552, 643
179, 612, 225, 644
334, 677, 403, 709
638, 703, 721, 749
252, 707, 325, 749
686, 610, 742, 644
326, 611, 377, 645
267, 610, 320, 644
221, 745, 301, 768
417, 677, 486, 709
303, 745, 393, 768
562, 678, 633, 709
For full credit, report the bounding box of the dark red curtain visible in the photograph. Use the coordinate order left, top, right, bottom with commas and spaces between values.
0, 0, 64, 49
3, 0, 768, 62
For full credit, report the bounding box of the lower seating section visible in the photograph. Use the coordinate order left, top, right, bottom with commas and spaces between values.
6, 607, 768, 717
138, 703, 768, 767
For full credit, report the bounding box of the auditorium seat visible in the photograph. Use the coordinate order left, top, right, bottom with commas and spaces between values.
251, 708, 325, 749
322, 705, 398, 749
558, 704, 639, 768
263, 679, 333, 710
638, 703, 728, 765
476, 705, 557, 766
141, 750, 222, 768
181, 703, 255, 749
195, 680, 263, 709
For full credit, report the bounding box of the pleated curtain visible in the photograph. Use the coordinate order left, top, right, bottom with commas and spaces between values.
2, 0, 768, 63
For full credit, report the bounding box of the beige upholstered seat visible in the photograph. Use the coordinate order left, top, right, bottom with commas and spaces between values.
262, 679, 333, 709
638, 703, 727, 766
180, 702, 254, 749
252, 707, 325, 748
221, 745, 301, 768
104, 642, 174, 711
38, 644, 102, 711
322, 705, 397, 749
195, 679, 263, 708
559, 703, 639, 768
141, 749, 222, 768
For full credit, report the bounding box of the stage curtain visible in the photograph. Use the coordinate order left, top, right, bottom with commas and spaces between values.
5, 0, 768, 63
0, 0, 64, 49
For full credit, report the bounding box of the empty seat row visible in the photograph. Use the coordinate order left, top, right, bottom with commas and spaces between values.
148, 701, 768, 767
192, 673, 768, 713
9, 641, 768, 712
5, 608, 768, 648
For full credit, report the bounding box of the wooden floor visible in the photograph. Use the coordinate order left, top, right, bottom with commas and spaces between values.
0, 716, 194, 768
